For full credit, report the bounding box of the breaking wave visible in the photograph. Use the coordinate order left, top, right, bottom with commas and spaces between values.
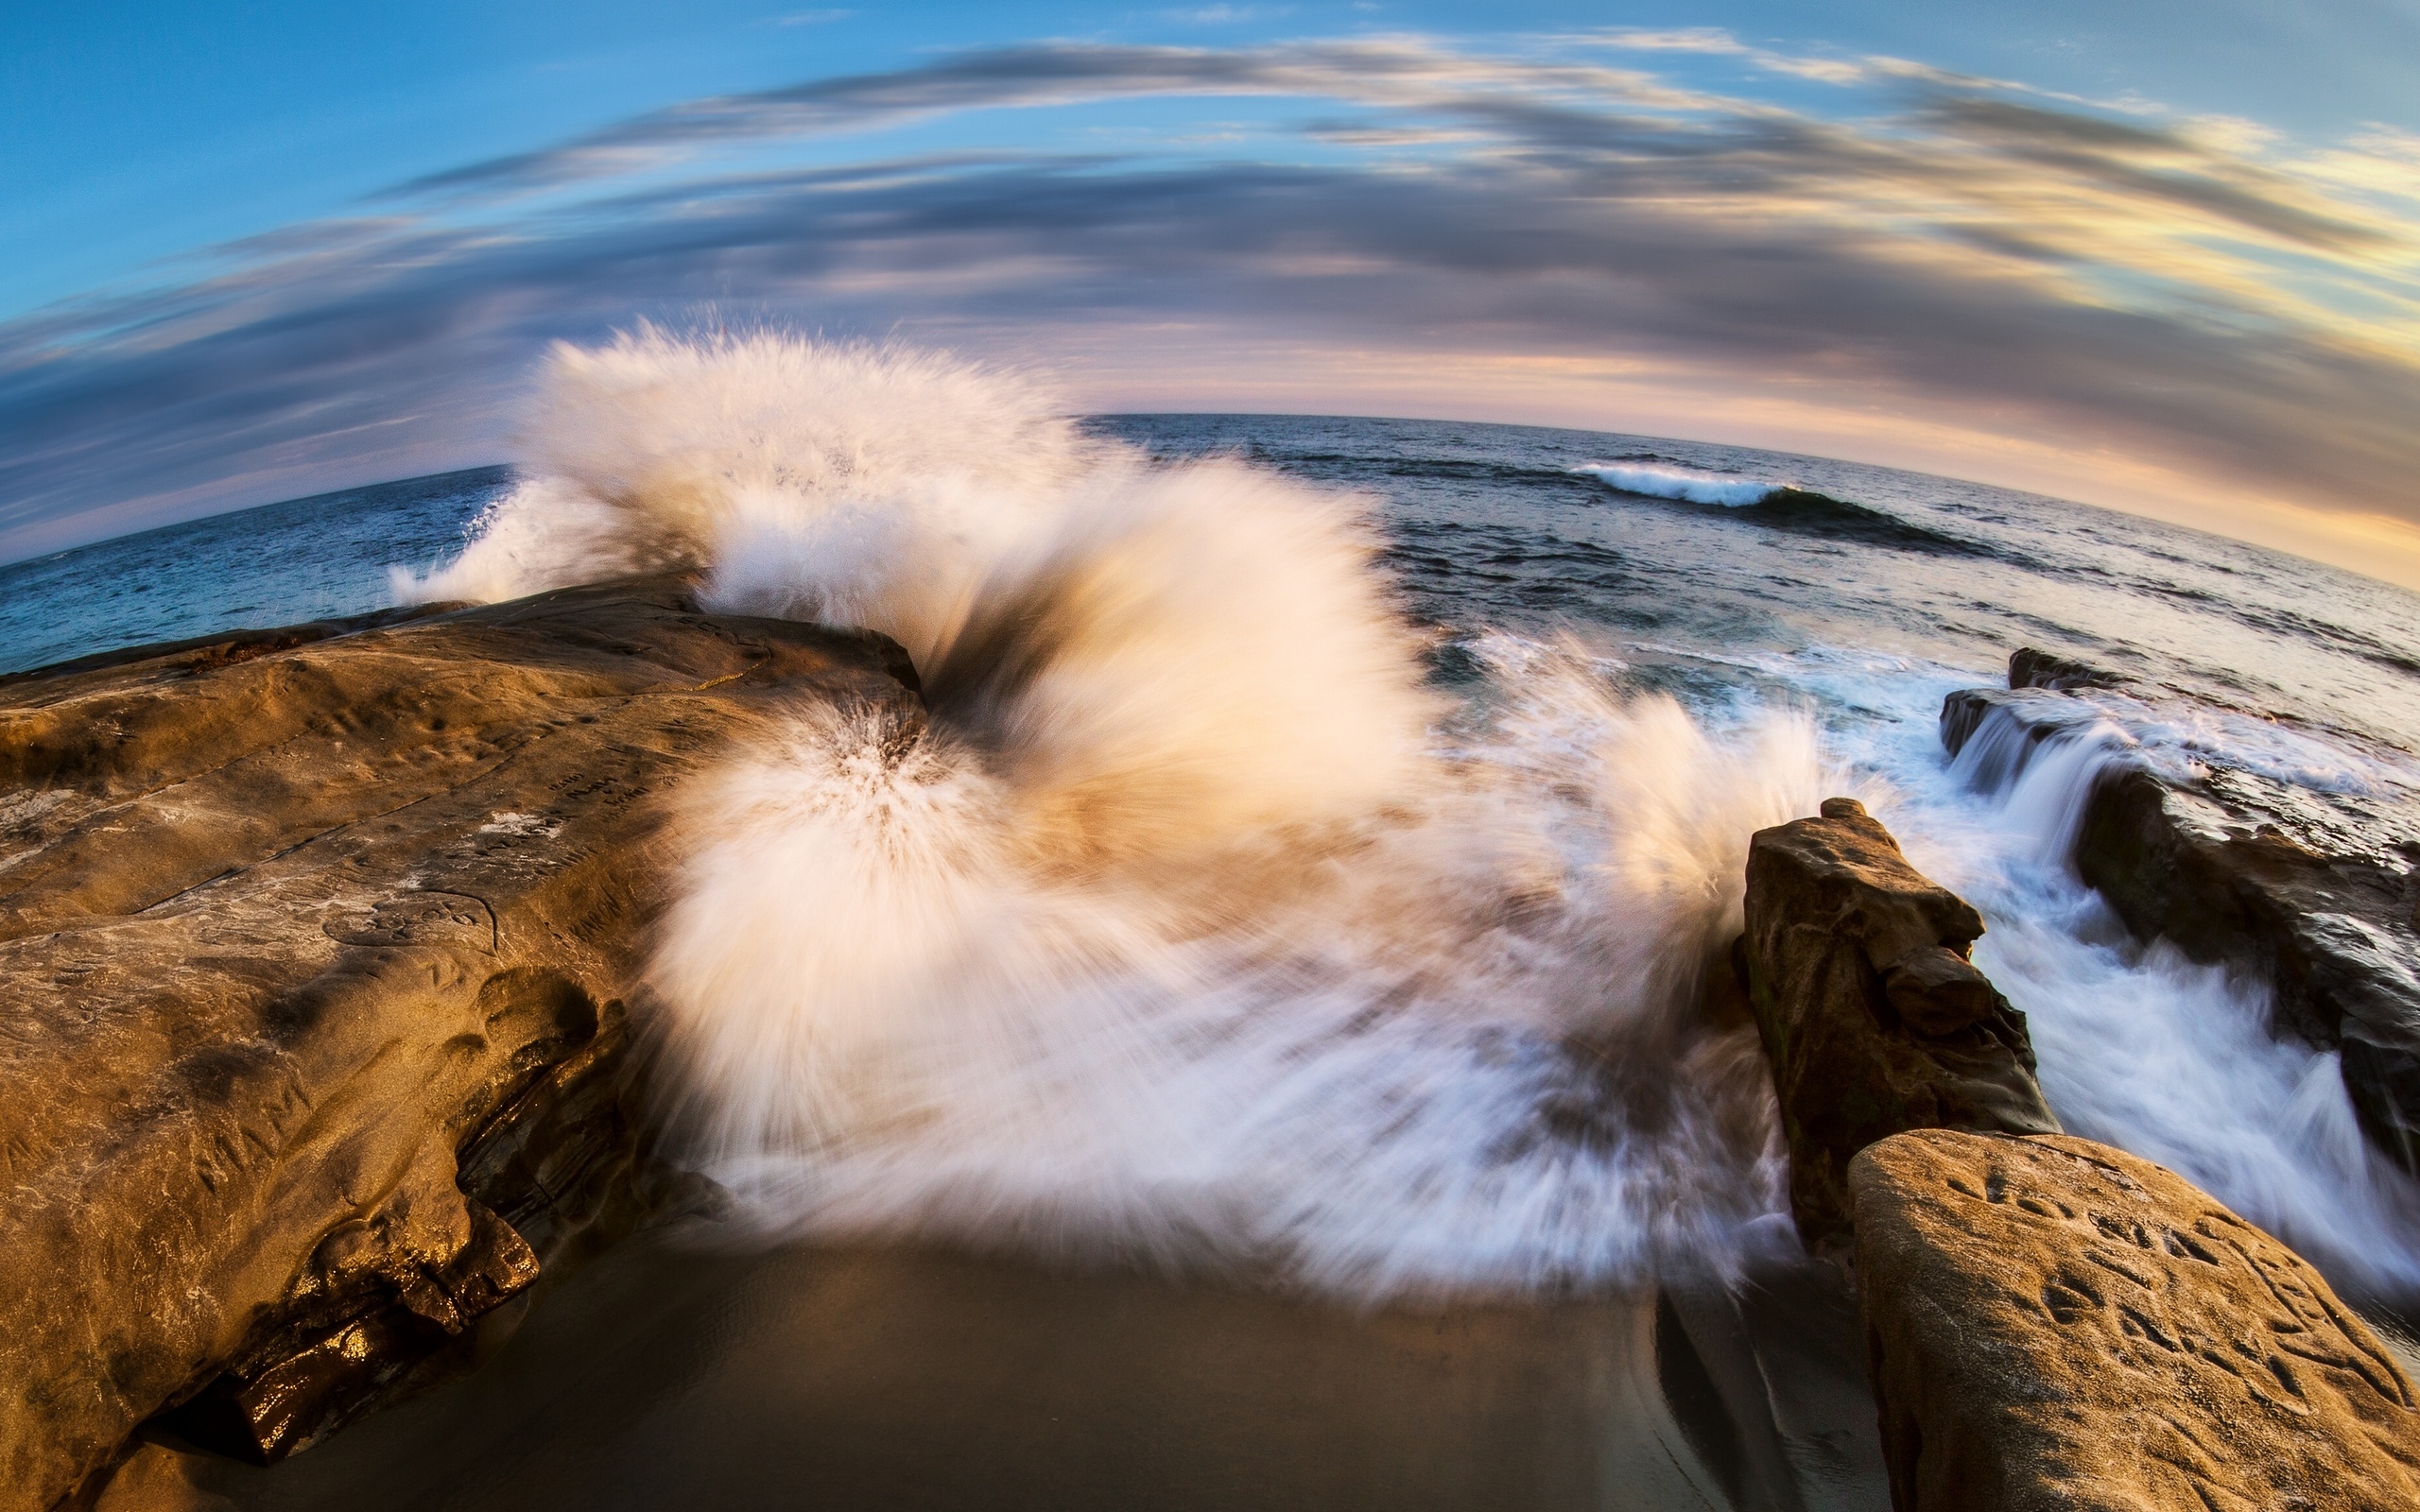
402, 329, 1837, 1299
1570, 459, 1997, 558
1573, 461, 1778, 506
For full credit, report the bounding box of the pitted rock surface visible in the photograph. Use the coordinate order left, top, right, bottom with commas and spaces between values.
1851, 1129, 2420, 1511
0, 576, 918, 1511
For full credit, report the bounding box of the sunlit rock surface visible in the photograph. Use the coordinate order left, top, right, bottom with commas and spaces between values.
1739, 797, 2060, 1253
1851, 1129, 2420, 1511
0, 576, 916, 1510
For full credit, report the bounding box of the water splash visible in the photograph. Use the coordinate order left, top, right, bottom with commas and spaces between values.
407, 329, 1837, 1299
399, 327, 2420, 1306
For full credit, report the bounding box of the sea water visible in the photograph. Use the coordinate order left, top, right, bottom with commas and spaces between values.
20, 333, 2420, 1509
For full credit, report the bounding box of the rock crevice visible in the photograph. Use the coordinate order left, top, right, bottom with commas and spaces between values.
1739, 788, 2420, 1510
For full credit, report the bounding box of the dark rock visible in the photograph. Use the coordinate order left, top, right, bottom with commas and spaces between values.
2007, 646, 2125, 691
1740, 798, 2059, 1254
1851, 1128, 2420, 1511
1937, 684, 2420, 1175
1937, 685, 2102, 774
1880, 946, 2000, 1037
0, 576, 919, 1511
2075, 765, 2420, 1172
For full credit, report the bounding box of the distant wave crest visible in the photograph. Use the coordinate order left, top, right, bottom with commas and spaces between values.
1569, 457, 2001, 559
1572, 461, 1778, 506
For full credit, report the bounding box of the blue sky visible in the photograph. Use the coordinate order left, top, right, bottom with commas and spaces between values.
6, 1, 2420, 580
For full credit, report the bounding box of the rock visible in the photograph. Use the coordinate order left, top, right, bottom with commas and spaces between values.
1879, 946, 2000, 1037
1938, 684, 2420, 1175
1850, 1128, 2420, 1511
2007, 647, 2125, 691
2076, 768, 2420, 1172
1740, 798, 2059, 1253
1935, 685, 2105, 782
0, 604, 461, 692
0, 576, 919, 1511
1936, 646, 2122, 788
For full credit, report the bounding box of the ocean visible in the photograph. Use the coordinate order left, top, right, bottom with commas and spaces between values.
20, 336, 2420, 1509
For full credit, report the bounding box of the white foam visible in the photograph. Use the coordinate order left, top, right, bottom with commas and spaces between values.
1572, 462, 1780, 507
1763, 650, 2420, 1300
399, 332, 2420, 1306
407, 329, 1837, 1299
1961, 684, 2420, 799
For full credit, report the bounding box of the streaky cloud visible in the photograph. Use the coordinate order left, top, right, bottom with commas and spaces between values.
4, 33, 2418, 582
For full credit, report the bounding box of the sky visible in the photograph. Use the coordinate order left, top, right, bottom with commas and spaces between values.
5, 1, 2420, 584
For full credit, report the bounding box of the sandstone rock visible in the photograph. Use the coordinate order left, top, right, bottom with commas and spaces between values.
0, 576, 918, 1510
1740, 798, 2059, 1253
1850, 1128, 2420, 1511
1938, 685, 2420, 1175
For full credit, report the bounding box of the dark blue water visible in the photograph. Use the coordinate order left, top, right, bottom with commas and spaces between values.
0, 468, 508, 675
1097, 416, 2420, 757
14, 421, 2414, 763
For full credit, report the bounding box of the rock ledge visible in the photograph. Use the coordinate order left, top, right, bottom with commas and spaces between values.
0, 576, 917, 1510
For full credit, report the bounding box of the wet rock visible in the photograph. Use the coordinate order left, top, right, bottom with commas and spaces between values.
1938, 683, 2420, 1175
0, 576, 918, 1511
1850, 1128, 2420, 1511
1740, 798, 2059, 1254
1937, 647, 2122, 774
1935, 686, 2098, 777
2076, 767, 2420, 1171
2007, 646, 2125, 691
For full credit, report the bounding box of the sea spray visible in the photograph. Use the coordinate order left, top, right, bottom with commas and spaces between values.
406, 329, 1839, 1298
648, 644, 1827, 1297
392, 329, 2420, 1308
394, 329, 1099, 664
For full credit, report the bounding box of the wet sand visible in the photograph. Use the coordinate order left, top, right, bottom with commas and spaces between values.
111, 1224, 1889, 1512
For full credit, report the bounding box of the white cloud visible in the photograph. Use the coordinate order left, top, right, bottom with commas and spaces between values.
7, 33, 2420, 584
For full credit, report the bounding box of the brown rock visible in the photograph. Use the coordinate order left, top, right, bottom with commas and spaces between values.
1741, 798, 2058, 1252
0, 576, 918, 1510
1850, 1128, 2420, 1511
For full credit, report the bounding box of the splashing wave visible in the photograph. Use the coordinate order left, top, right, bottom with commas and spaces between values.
402, 329, 1839, 1299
